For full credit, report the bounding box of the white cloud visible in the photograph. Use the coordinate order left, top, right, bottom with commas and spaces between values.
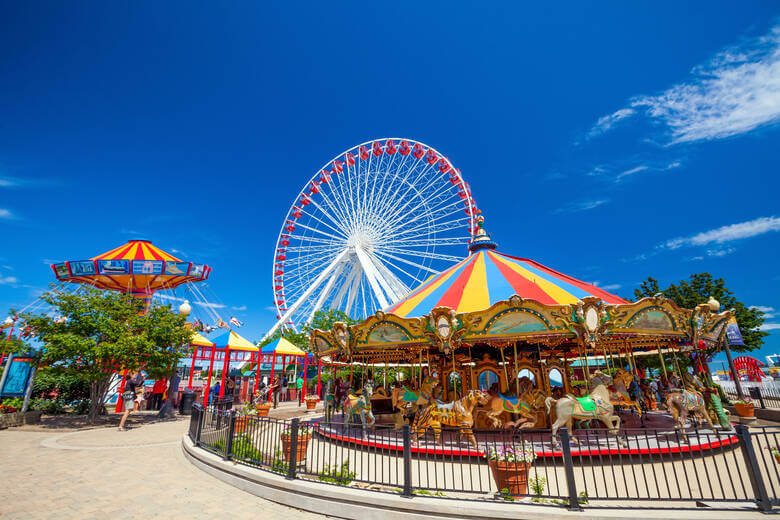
232, 305, 247, 311
591, 24, 780, 144
751, 305, 776, 318
664, 216, 780, 249
554, 199, 610, 214
0, 178, 15, 187
195, 301, 226, 309
760, 323, 780, 331
599, 284, 622, 291
616, 165, 649, 180
706, 247, 736, 257
587, 108, 636, 138
0, 276, 18, 285
688, 256, 705, 261
0, 209, 12, 219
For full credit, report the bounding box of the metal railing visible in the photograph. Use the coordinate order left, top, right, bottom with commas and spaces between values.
188, 403, 778, 511
721, 381, 780, 409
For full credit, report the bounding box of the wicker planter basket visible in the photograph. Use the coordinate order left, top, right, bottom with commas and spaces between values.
305, 399, 318, 410
256, 403, 271, 417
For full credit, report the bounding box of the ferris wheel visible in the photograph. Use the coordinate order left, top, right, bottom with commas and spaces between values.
265, 138, 479, 339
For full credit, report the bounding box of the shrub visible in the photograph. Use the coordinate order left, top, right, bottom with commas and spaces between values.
318, 460, 356, 486
32, 369, 90, 403
32, 398, 66, 415
270, 448, 288, 474
232, 434, 261, 461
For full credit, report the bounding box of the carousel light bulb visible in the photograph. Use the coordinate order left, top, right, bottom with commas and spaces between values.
707, 297, 721, 312
179, 300, 192, 316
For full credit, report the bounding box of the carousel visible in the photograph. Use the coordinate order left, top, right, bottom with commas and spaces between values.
310, 218, 738, 456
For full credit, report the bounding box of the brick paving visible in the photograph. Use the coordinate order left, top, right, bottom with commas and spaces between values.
0, 407, 331, 520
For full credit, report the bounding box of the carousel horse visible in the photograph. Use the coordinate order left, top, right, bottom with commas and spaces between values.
545, 371, 626, 448
483, 387, 545, 429
324, 379, 336, 423
391, 375, 438, 429
666, 389, 716, 440
611, 369, 643, 416
411, 389, 490, 449
344, 381, 375, 438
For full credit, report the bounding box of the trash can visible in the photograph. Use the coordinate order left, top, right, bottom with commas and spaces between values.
179, 390, 196, 415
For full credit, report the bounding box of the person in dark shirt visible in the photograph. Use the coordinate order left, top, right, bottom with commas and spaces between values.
118, 371, 143, 431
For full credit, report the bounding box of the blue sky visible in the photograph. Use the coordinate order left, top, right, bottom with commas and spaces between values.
1, 3, 779, 366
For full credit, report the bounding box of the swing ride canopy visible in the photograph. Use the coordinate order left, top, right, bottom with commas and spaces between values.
51, 239, 210, 298
311, 226, 735, 365
261, 336, 306, 356
208, 330, 258, 352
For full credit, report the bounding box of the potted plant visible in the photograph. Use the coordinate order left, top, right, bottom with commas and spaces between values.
234, 402, 257, 433
281, 423, 313, 463
485, 443, 537, 498
305, 394, 319, 411
768, 447, 780, 464
733, 398, 755, 418
253, 390, 272, 417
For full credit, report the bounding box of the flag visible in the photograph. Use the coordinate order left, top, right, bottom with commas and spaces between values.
230, 316, 244, 327
726, 317, 744, 346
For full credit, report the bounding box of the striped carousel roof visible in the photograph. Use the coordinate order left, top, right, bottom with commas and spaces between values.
385, 248, 627, 318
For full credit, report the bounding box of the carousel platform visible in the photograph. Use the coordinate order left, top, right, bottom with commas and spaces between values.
313, 411, 739, 459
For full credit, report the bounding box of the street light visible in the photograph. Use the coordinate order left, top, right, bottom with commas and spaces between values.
179, 300, 192, 317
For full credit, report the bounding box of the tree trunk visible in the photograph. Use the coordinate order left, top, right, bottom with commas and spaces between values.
87, 376, 111, 424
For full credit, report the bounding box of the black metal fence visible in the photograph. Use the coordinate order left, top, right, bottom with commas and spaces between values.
188, 403, 778, 511
721, 381, 780, 409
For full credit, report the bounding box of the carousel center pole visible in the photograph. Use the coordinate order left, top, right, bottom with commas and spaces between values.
499, 346, 510, 392
513, 343, 520, 395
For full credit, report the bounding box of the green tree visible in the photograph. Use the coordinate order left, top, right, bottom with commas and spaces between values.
633, 273, 768, 353
259, 309, 361, 352
22, 287, 192, 423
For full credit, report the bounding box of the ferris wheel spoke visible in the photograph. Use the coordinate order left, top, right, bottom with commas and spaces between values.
292, 221, 349, 243
367, 250, 410, 299
383, 205, 471, 240
370, 251, 427, 285
297, 204, 351, 241
374, 159, 443, 228
380, 174, 460, 235
305, 193, 350, 234
380, 246, 465, 263
371, 250, 441, 275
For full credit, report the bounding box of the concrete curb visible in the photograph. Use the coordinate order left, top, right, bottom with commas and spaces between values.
181, 435, 766, 520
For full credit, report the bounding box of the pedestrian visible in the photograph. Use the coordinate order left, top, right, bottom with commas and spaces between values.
118, 370, 143, 431
296, 373, 304, 406
211, 382, 220, 405
272, 376, 281, 409
281, 374, 288, 402
151, 379, 166, 410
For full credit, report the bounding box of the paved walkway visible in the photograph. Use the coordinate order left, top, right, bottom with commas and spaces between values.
0, 408, 331, 520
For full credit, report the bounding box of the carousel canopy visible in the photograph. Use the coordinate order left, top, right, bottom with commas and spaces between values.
208, 330, 258, 352
51, 239, 210, 295
261, 336, 306, 356
385, 248, 627, 318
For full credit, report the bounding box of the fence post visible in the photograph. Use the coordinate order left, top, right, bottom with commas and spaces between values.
735, 424, 772, 512
223, 410, 236, 461
195, 405, 204, 446
559, 428, 583, 511
402, 425, 413, 498
287, 418, 299, 480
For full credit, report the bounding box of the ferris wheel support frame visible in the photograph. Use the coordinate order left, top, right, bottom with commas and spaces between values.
263, 249, 349, 341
